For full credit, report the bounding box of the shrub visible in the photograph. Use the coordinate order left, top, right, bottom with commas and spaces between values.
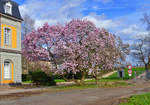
53, 74, 63, 79
22, 74, 32, 82
53, 71, 91, 80
29, 69, 56, 86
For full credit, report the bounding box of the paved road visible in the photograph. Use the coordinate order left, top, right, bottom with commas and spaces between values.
0, 82, 150, 105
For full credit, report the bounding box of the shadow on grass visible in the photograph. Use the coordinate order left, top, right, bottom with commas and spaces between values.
104, 77, 130, 80
55, 81, 130, 90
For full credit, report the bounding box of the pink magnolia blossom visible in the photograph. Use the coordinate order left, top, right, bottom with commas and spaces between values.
22, 19, 121, 84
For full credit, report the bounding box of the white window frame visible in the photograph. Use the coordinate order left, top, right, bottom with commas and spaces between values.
4, 2, 12, 15
4, 61, 11, 80
4, 27, 11, 45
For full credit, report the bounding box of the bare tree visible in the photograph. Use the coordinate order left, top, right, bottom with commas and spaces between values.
132, 13, 150, 79
141, 13, 150, 31
22, 14, 35, 40
116, 36, 130, 64
22, 14, 35, 74
132, 36, 150, 78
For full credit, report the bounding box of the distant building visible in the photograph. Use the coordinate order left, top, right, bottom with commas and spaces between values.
0, 0, 23, 84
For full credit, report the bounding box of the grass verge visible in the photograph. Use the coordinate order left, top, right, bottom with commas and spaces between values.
55, 67, 145, 83
55, 79, 65, 83
55, 81, 130, 90
119, 92, 150, 105
22, 80, 32, 84
105, 67, 145, 80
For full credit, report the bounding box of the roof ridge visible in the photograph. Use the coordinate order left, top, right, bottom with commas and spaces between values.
0, 0, 18, 6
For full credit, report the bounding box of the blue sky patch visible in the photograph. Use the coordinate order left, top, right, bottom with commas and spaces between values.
13, 0, 150, 64
14, 0, 150, 41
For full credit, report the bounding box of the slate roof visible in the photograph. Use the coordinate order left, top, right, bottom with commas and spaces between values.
0, 0, 22, 20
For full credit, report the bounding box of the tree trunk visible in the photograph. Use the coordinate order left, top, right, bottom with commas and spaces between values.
62, 75, 70, 82
26, 59, 29, 74
72, 71, 86, 86
80, 71, 86, 85
145, 64, 150, 80
93, 66, 99, 85
95, 72, 98, 85
145, 64, 149, 71
95, 76, 98, 85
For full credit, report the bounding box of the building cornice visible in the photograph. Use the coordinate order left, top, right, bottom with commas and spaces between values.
0, 48, 22, 54
0, 13, 23, 22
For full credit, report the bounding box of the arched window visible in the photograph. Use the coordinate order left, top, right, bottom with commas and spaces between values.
4, 2, 12, 15
4, 60, 11, 80
4, 27, 11, 45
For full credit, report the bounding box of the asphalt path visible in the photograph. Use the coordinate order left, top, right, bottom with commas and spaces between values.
0, 82, 150, 105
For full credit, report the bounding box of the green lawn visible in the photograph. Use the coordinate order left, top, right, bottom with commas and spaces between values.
119, 92, 150, 105
55, 78, 122, 83
105, 67, 145, 80
55, 67, 145, 83
54, 79, 65, 83
22, 80, 32, 84
82, 67, 146, 83
23, 67, 145, 85
85, 78, 123, 82
55, 81, 129, 90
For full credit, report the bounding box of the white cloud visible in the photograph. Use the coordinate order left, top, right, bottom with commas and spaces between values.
19, 0, 150, 65
19, 0, 148, 44
20, 0, 119, 29
82, 13, 122, 29
34, 19, 58, 28
92, 6, 125, 10
19, 0, 85, 28
117, 24, 148, 39
118, 25, 140, 35
94, 0, 112, 3
82, 13, 148, 45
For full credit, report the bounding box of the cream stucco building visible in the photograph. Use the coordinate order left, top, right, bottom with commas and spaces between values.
0, 0, 22, 84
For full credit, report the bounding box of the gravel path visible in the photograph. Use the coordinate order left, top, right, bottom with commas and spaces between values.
0, 82, 150, 105
0, 87, 49, 95
102, 71, 117, 78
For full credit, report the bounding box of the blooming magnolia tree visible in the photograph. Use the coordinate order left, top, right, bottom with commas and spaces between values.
23, 19, 124, 85
22, 23, 64, 71
58, 20, 119, 85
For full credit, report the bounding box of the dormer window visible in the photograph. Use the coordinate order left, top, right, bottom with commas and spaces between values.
4, 2, 12, 15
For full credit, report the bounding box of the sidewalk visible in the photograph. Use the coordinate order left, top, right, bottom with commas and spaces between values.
0, 71, 117, 95
0, 87, 51, 95
101, 71, 117, 78
0, 82, 150, 105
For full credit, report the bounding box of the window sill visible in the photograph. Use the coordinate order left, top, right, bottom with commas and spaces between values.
4, 79, 11, 80
4, 45, 12, 48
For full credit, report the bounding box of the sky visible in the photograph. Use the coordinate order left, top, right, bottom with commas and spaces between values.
13, 0, 150, 40
12, 0, 150, 64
